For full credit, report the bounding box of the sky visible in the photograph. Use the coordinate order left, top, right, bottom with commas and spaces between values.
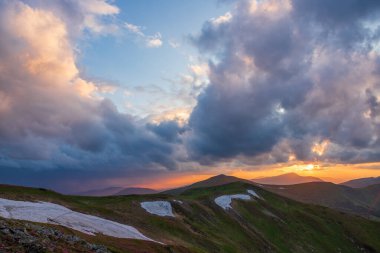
1, 0, 380, 193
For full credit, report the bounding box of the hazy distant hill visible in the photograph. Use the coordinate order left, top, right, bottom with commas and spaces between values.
76, 187, 157, 196
163, 174, 252, 195
114, 187, 157, 195
252, 172, 324, 185
263, 182, 380, 219
341, 177, 380, 188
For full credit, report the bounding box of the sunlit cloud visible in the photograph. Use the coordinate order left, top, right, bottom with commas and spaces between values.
312, 140, 330, 157
146, 33, 163, 48
211, 12, 232, 26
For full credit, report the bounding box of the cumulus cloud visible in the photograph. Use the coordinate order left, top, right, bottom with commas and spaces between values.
0, 0, 179, 189
187, 0, 380, 165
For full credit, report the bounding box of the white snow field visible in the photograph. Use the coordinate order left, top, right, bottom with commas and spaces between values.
140, 201, 174, 217
214, 194, 251, 210
247, 189, 262, 199
0, 198, 155, 241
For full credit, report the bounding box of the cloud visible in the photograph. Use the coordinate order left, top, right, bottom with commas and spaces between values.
187, 0, 380, 165
124, 22, 163, 48
22, 0, 120, 35
0, 0, 180, 187
146, 33, 163, 48
211, 12, 232, 26
168, 40, 180, 48
125, 22, 144, 36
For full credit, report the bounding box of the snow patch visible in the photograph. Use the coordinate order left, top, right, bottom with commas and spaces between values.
140, 201, 174, 217
247, 189, 262, 199
214, 194, 251, 210
0, 198, 155, 242
172, 200, 183, 204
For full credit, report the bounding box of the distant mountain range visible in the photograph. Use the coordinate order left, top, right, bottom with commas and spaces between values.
76, 187, 157, 196
251, 172, 324, 185
341, 176, 380, 188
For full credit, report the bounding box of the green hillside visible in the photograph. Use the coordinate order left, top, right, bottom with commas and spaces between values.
0, 182, 379, 253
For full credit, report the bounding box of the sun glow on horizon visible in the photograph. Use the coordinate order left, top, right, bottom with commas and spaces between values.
123, 162, 380, 191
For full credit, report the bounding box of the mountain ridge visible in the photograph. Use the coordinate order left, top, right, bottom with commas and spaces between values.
252, 172, 324, 185
341, 176, 380, 188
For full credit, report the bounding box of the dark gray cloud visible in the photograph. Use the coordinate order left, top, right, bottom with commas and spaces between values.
188, 0, 380, 164
292, 0, 380, 50
292, 0, 380, 25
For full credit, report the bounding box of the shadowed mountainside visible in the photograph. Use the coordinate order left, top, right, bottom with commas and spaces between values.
341, 177, 380, 188
262, 182, 380, 220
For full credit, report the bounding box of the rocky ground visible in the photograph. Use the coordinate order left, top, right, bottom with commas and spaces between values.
0, 218, 110, 253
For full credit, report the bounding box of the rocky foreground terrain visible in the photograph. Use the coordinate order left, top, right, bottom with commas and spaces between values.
0, 219, 110, 253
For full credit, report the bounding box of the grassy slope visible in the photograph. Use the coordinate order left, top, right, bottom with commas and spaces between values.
0, 183, 380, 253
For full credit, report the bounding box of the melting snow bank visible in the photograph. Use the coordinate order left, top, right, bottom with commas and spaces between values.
247, 189, 262, 199
0, 198, 155, 242
214, 194, 251, 210
140, 201, 174, 217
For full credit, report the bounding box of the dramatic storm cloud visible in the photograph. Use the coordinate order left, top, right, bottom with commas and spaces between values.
0, 0, 180, 186
188, 0, 380, 165
1, 0, 380, 191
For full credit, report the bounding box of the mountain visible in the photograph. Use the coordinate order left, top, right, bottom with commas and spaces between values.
76, 186, 124, 196
114, 187, 157, 195
1, 181, 380, 253
252, 172, 324, 185
341, 176, 380, 188
263, 182, 380, 219
163, 174, 252, 195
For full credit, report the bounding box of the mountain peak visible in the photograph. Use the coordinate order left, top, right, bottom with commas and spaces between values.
163, 174, 251, 195
210, 174, 229, 179
283, 172, 299, 176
